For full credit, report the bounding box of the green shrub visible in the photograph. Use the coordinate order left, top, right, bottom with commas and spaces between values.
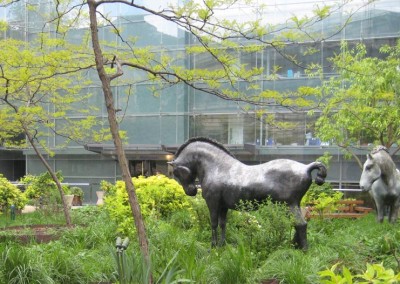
229, 199, 294, 258
102, 175, 191, 234
70, 186, 84, 198
301, 182, 343, 217
0, 175, 27, 211
21, 171, 68, 205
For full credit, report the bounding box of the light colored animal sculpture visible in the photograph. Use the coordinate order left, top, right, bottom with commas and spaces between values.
360, 146, 400, 223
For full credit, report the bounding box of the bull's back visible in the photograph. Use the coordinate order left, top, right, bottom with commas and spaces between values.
212, 160, 310, 207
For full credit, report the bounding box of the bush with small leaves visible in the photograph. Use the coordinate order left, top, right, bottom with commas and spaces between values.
301, 182, 343, 217
0, 175, 27, 212
230, 199, 294, 257
21, 171, 67, 205
102, 175, 191, 235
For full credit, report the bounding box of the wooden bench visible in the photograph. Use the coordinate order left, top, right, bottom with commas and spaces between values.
306, 199, 373, 219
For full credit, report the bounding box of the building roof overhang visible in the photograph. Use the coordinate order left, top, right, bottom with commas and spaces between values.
84, 143, 346, 162
84, 143, 177, 160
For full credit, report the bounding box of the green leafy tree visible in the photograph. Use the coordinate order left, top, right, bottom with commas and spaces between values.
314, 41, 400, 167
0, 34, 109, 225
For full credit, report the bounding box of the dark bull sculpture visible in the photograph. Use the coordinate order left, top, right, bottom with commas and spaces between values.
360, 146, 400, 223
168, 137, 327, 249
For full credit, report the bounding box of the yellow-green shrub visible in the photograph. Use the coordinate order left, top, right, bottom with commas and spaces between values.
0, 174, 27, 211
102, 175, 191, 234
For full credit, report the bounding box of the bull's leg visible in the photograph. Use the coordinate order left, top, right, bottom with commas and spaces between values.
389, 199, 400, 223
375, 199, 385, 223
290, 205, 308, 250
218, 207, 228, 246
293, 224, 308, 250
208, 205, 219, 247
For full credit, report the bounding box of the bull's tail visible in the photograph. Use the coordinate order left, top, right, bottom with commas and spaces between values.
307, 162, 327, 185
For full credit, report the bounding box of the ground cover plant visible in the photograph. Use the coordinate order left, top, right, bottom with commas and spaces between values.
1, 176, 400, 283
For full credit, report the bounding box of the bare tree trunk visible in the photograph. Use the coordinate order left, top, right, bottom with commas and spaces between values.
23, 125, 72, 226
87, 0, 151, 278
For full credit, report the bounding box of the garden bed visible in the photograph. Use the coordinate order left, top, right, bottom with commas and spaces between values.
306, 199, 374, 219
0, 224, 75, 244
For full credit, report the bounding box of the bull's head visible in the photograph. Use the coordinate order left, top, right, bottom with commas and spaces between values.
360, 154, 381, 192
168, 161, 198, 196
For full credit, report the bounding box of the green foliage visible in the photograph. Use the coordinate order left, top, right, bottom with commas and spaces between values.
183, 193, 210, 232
317, 152, 332, 169
301, 182, 343, 216
0, 246, 53, 284
102, 175, 191, 235
213, 243, 253, 284
314, 40, 400, 154
362, 230, 400, 271
253, 248, 323, 283
134, 175, 191, 218
70, 186, 84, 198
319, 262, 400, 284
111, 245, 151, 284
0, 174, 27, 211
22, 172, 62, 200
231, 199, 294, 257
21, 171, 67, 205
1, 203, 400, 283
0, 36, 108, 152
42, 243, 88, 284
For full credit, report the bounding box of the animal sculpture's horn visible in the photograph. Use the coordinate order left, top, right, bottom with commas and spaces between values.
167, 161, 176, 166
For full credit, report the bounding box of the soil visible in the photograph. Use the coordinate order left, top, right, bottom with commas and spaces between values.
0, 224, 75, 244
260, 280, 280, 284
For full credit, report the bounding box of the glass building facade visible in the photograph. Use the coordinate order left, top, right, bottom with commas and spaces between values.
1, 0, 400, 203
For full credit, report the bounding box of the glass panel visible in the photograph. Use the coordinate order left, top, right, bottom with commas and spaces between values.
190, 114, 230, 143
262, 112, 307, 146
241, 51, 263, 70
190, 86, 244, 113
189, 114, 257, 145
160, 115, 187, 144
118, 84, 160, 114
271, 44, 322, 80
160, 84, 187, 113
26, 158, 48, 175
120, 116, 160, 144
56, 158, 116, 178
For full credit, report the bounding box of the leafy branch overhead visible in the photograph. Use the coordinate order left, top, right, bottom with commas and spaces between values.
47, 0, 373, 110
0, 35, 112, 148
